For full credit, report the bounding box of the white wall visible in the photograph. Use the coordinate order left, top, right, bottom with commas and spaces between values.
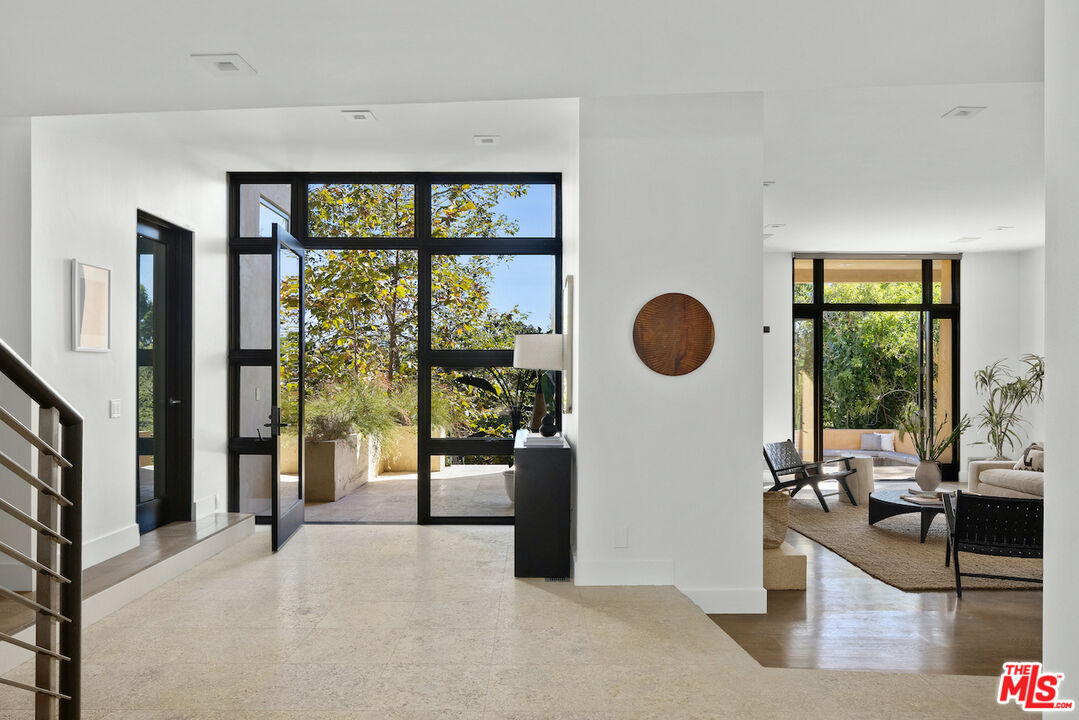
959, 251, 1047, 468
762, 252, 793, 446
1018, 247, 1046, 443
26, 100, 580, 567
1044, 0, 1079, 686
31, 117, 230, 566
575, 92, 765, 613
0, 117, 34, 589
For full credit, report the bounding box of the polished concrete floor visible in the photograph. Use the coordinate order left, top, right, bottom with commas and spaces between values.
1, 525, 1023, 718
305, 465, 514, 523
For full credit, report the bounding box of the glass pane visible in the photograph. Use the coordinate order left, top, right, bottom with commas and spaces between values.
822, 310, 919, 481
932, 317, 955, 463
307, 183, 415, 237
239, 454, 272, 516
303, 250, 419, 392
239, 254, 273, 350
279, 247, 302, 513
822, 259, 923, 304
239, 184, 292, 237
239, 366, 273, 438
137, 237, 166, 504
793, 259, 813, 303
432, 254, 555, 349
432, 184, 555, 238
431, 366, 548, 439
793, 319, 815, 459
932, 259, 953, 304
430, 454, 514, 517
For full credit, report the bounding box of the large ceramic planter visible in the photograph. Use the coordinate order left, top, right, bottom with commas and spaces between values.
305, 434, 375, 502
502, 467, 515, 504
914, 460, 942, 492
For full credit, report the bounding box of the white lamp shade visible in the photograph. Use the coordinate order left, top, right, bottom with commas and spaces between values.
513, 334, 564, 370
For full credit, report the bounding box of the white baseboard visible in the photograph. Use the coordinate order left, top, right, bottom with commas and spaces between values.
83, 522, 140, 569
0, 559, 32, 592
680, 585, 767, 614
0, 515, 254, 675
573, 558, 675, 586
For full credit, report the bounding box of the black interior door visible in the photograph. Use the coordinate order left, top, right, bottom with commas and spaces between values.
271, 224, 305, 550
135, 214, 193, 534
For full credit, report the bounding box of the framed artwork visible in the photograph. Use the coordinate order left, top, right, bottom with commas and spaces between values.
72, 259, 111, 352
563, 274, 574, 413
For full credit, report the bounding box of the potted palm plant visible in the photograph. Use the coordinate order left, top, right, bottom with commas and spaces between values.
897, 406, 972, 491
973, 354, 1045, 460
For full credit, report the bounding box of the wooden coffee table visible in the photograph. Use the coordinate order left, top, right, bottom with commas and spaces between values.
868, 489, 945, 543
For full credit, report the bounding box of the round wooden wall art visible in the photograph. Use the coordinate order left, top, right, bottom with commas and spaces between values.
632, 293, 714, 376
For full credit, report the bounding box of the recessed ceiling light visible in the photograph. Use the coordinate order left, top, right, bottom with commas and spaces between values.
990, 225, 1015, 231
765, 224, 786, 230
190, 53, 257, 76
763, 180, 776, 187
951, 237, 982, 244
342, 110, 376, 122
942, 106, 986, 119
473, 135, 500, 146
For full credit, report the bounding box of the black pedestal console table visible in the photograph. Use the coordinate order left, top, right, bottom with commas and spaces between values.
513, 430, 572, 578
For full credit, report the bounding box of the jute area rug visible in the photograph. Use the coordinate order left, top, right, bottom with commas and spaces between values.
786, 495, 1043, 592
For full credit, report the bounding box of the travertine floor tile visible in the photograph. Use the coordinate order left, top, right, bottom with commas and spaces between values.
0, 525, 1030, 718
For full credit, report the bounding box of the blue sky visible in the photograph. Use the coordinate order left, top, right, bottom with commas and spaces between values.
484, 185, 556, 331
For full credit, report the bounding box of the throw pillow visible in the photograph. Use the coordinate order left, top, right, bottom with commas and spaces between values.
860, 433, 882, 451
1013, 442, 1045, 472
875, 432, 896, 452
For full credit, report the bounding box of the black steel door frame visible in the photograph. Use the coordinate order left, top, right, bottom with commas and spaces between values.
791, 256, 961, 481
271, 225, 306, 549
227, 172, 562, 525
135, 211, 193, 533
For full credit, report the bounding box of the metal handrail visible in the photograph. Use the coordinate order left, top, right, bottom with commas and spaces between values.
0, 337, 82, 719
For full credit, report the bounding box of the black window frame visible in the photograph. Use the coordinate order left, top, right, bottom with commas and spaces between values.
227, 172, 563, 524
791, 254, 961, 482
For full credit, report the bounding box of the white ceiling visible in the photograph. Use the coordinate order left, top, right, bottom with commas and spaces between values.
36, 99, 581, 174
0, 1, 1043, 117
763, 82, 1045, 253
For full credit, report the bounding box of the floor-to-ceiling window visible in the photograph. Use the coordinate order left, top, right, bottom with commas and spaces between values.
228, 173, 561, 524
792, 256, 960, 481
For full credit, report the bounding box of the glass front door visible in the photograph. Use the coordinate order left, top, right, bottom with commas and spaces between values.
273, 228, 305, 550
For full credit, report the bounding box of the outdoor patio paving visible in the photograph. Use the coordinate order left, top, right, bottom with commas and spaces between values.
305, 464, 514, 523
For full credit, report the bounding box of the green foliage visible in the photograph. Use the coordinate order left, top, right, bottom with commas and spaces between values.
897, 406, 971, 461
973, 354, 1045, 459
305, 378, 397, 443
294, 183, 536, 442
820, 282, 923, 429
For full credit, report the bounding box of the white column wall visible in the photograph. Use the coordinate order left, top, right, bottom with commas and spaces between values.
1044, 0, 1079, 684
576, 92, 765, 612
0, 117, 34, 589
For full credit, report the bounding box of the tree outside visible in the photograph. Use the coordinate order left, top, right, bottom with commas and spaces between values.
280, 182, 551, 446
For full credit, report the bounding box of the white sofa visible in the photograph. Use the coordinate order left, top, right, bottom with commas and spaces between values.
968, 460, 1043, 499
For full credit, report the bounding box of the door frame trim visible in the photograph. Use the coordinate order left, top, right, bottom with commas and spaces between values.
135, 211, 194, 533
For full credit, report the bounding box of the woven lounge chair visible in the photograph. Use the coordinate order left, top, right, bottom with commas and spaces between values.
763, 440, 856, 512
943, 490, 1043, 598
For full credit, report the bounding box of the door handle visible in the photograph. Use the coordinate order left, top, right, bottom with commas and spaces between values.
168, 398, 182, 406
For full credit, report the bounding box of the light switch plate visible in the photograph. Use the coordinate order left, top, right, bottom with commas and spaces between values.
109, 399, 121, 418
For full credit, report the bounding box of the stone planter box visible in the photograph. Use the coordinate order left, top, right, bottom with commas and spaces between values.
305, 434, 377, 502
